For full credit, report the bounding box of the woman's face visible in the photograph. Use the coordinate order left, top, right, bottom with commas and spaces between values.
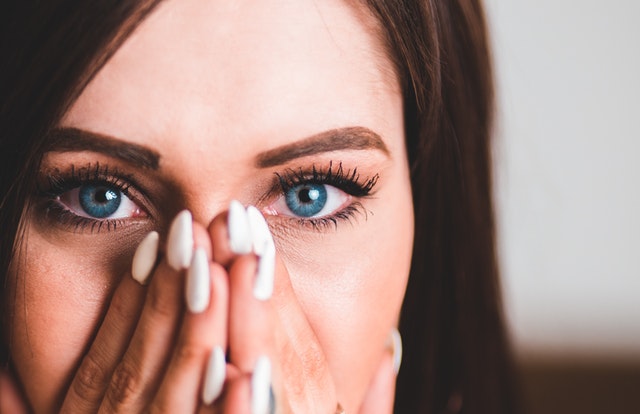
7, 0, 413, 411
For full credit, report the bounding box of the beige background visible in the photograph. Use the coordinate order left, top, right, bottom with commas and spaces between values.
485, 0, 640, 360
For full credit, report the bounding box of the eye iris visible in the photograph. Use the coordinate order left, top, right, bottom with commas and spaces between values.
79, 184, 122, 218
285, 184, 327, 217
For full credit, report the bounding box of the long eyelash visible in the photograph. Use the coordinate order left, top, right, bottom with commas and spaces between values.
36, 162, 138, 233
38, 162, 133, 198
275, 161, 379, 196
301, 202, 369, 231
273, 161, 378, 230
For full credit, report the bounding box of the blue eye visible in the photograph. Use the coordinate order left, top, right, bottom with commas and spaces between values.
268, 182, 350, 219
285, 184, 328, 217
57, 183, 143, 220
79, 185, 122, 218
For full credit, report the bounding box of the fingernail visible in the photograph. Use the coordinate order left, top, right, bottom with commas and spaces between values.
131, 231, 159, 284
385, 328, 403, 374
247, 206, 272, 256
247, 206, 275, 300
186, 248, 210, 313
251, 356, 272, 414
254, 244, 275, 301
167, 210, 193, 271
228, 200, 253, 254
202, 346, 226, 405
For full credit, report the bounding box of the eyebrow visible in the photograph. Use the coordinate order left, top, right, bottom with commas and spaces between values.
255, 126, 390, 168
44, 127, 161, 170
43, 125, 389, 170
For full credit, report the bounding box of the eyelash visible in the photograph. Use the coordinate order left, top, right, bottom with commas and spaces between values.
36, 161, 379, 233
36, 163, 144, 233
272, 161, 378, 230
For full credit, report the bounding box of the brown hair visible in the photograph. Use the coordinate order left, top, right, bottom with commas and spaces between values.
0, 1, 520, 412
366, 1, 522, 412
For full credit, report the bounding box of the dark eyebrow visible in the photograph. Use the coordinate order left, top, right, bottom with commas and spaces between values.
44, 127, 160, 170
255, 126, 390, 168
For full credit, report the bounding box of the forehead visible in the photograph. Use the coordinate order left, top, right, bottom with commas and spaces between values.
62, 0, 401, 156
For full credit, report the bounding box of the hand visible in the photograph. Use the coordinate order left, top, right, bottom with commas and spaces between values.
58, 210, 227, 413
208, 203, 399, 414
207, 203, 337, 413
7, 205, 399, 413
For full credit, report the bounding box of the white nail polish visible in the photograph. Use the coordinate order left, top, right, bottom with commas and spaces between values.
246, 206, 272, 256
131, 231, 159, 284
251, 356, 272, 414
386, 328, 403, 374
186, 248, 210, 313
202, 346, 226, 405
228, 200, 253, 254
167, 210, 193, 271
254, 244, 275, 301
246, 206, 275, 301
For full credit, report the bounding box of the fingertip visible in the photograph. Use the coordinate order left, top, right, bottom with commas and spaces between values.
208, 209, 235, 267
192, 221, 213, 261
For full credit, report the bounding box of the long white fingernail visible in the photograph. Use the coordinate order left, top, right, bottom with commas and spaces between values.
254, 244, 275, 301
186, 248, 210, 313
131, 231, 159, 284
228, 200, 253, 254
385, 328, 403, 374
202, 346, 226, 405
251, 356, 272, 414
247, 206, 272, 256
167, 210, 193, 271
247, 206, 275, 300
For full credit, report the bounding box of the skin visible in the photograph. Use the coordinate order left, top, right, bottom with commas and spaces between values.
4, 0, 414, 412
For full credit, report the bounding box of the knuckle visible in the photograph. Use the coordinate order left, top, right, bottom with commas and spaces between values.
110, 288, 134, 320
145, 282, 176, 320
72, 351, 109, 400
174, 340, 207, 365
105, 360, 141, 408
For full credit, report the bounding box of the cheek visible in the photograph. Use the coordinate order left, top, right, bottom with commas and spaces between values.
7, 229, 125, 411
279, 173, 414, 407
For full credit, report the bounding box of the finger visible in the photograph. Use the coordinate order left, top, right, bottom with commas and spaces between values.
232, 206, 336, 413
150, 258, 229, 411
227, 254, 274, 372
214, 203, 275, 373
222, 373, 251, 414
209, 200, 253, 268
60, 270, 146, 413
98, 210, 195, 413
223, 359, 273, 414
357, 350, 396, 414
0, 369, 29, 414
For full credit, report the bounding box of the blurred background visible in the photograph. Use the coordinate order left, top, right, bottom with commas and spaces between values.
484, 1, 640, 412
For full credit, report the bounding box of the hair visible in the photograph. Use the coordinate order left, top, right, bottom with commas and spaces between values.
0, 1, 520, 413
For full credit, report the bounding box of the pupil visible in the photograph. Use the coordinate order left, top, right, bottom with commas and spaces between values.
298, 187, 319, 203
285, 184, 327, 218
79, 184, 122, 218
95, 189, 116, 203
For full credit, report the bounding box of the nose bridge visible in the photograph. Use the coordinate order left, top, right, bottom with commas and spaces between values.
158, 146, 256, 228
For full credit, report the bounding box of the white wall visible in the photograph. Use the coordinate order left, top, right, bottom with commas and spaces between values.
484, 0, 640, 358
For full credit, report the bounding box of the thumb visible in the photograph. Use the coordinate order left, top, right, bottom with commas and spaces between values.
0, 369, 29, 414
358, 349, 397, 414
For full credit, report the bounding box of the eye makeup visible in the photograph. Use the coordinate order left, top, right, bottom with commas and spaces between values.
265, 161, 379, 231
34, 162, 152, 234
32, 158, 381, 235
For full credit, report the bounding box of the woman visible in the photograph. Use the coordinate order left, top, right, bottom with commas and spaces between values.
0, 0, 520, 412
